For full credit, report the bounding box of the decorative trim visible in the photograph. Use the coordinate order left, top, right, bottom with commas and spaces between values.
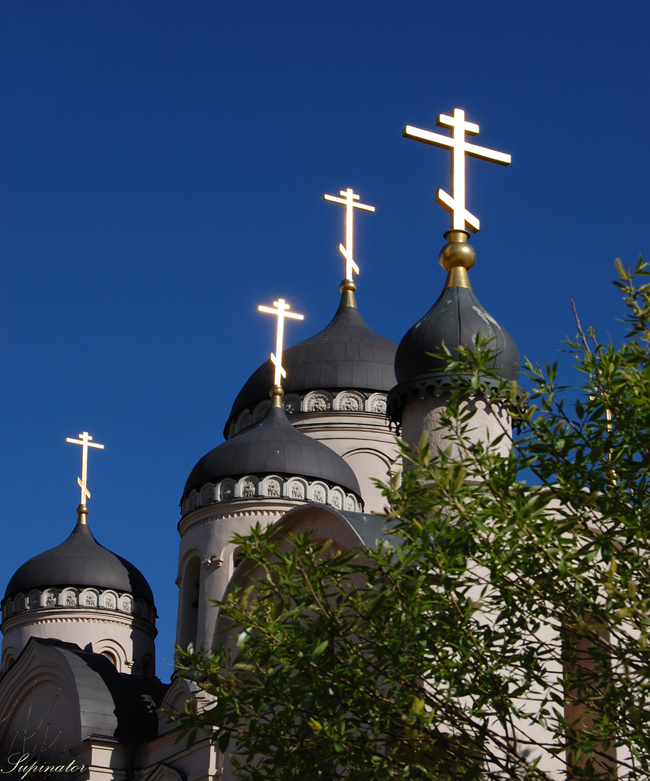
202, 555, 223, 569
2, 586, 156, 625
1, 612, 158, 639
386, 373, 506, 432
180, 474, 361, 518
179, 506, 288, 534
228, 390, 389, 436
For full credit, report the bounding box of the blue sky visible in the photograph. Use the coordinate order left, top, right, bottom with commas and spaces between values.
1, 1, 648, 676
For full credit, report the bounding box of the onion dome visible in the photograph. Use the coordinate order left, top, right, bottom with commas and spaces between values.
3, 506, 154, 605
387, 231, 519, 429
224, 282, 397, 438
185, 400, 362, 503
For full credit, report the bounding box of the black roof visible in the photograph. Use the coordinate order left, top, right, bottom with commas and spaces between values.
4, 638, 165, 746
185, 404, 362, 499
388, 285, 519, 427
225, 289, 397, 435
3, 520, 154, 604
394, 285, 519, 384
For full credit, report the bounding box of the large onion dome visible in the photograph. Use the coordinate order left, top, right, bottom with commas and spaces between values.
3, 509, 154, 605
387, 231, 519, 428
224, 284, 397, 438
185, 402, 362, 501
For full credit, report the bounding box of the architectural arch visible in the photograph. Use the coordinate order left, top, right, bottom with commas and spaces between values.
343, 447, 393, 511
93, 638, 129, 672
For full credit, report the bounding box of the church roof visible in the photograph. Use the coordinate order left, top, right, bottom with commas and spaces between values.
185, 403, 362, 499
0, 638, 165, 746
3, 517, 154, 604
225, 287, 397, 435
394, 285, 519, 384
388, 248, 519, 428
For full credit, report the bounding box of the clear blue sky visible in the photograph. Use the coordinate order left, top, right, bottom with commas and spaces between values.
1, 1, 648, 677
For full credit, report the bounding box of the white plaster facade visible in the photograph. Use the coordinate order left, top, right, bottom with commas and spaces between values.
290, 407, 399, 514
1, 603, 155, 676
401, 392, 513, 459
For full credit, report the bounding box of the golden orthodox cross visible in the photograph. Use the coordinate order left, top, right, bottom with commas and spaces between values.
66, 431, 104, 505
404, 108, 511, 232
258, 299, 304, 388
323, 188, 375, 281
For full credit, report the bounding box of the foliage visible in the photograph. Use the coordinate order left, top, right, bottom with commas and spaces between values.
175, 260, 650, 779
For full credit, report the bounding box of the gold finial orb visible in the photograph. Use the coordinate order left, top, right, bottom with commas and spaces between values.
439, 239, 476, 272
439, 230, 476, 289
340, 278, 357, 293
270, 384, 284, 408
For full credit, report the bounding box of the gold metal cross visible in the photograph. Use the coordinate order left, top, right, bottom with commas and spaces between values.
258, 299, 304, 388
404, 108, 511, 233
66, 431, 105, 505
323, 188, 375, 281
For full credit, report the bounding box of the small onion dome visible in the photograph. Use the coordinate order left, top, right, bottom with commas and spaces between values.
185, 403, 362, 500
3, 510, 154, 605
387, 231, 519, 429
224, 283, 397, 438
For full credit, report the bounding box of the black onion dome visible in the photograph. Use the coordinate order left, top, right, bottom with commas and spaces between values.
225, 289, 397, 437
3, 521, 154, 604
388, 285, 519, 427
186, 404, 361, 499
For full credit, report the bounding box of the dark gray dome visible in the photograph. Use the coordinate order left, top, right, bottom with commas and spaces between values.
3, 521, 154, 604
395, 286, 519, 382
388, 285, 519, 427
225, 289, 397, 436
186, 404, 361, 499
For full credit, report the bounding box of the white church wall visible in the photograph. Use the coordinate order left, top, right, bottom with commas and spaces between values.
176, 499, 299, 652
290, 409, 399, 513
1, 605, 156, 675
401, 393, 513, 460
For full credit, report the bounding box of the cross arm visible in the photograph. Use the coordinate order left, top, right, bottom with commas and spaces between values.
257, 305, 304, 321
65, 437, 105, 450
351, 202, 375, 213
403, 126, 511, 166
323, 194, 375, 212
464, 141, 511, 166
403, 125, 454, 150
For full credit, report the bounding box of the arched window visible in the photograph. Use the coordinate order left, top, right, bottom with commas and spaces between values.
100, 650, 117, 666
233, 546, 246, 571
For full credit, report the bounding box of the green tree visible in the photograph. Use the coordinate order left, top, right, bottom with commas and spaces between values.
175, 261, 650, 780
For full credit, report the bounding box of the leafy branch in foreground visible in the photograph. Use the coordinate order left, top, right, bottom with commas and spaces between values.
175, 259, 650, 780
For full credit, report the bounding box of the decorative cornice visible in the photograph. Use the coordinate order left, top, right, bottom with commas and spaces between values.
292, 418, 395, 436
180, 475, 361, 520
2, 586, 156, 626
2, 612, 158, 639
228, 390, 388, 438
179, 506, 289, 535
386, 373, 507, 432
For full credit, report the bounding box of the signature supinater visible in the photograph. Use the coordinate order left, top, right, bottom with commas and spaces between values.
1, 753, 87, 780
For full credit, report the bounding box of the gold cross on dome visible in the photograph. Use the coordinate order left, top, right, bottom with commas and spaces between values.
324, 188, 375, 281
258, 298, 304, 388
404, 108, 511, 233
66, 431, 105, 505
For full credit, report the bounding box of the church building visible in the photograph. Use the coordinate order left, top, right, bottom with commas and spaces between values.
0, 110, 526, 780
